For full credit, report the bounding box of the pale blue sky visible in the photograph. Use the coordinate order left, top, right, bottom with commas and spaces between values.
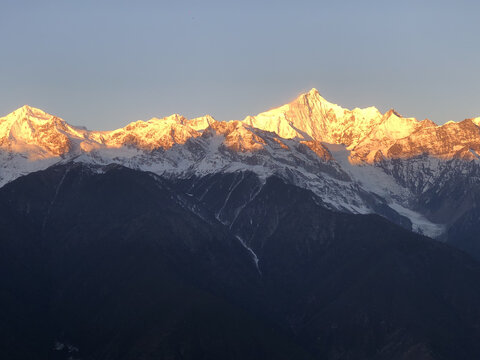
1, 0, 479, 129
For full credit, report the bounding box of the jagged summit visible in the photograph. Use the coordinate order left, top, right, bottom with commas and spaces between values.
242, 88, 385, 148
15, 104, 46, 113
1, 90, 479, 165
292, 87, 333, 109
6, 104, 54, 121
384, 108, 402, 118
0, 105, 74, 158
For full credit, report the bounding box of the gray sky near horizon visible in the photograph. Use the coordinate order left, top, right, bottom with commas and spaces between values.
1, 0, 479, 130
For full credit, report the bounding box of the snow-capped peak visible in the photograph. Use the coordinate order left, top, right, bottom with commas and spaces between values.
0, 105, 76, 157
242, 88, 384, 151
12, 104, 50, 118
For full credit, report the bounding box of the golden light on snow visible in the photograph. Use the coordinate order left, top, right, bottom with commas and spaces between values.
1, 88, 479, 189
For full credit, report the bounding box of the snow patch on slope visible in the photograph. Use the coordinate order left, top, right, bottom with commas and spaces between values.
324, 143, 409, 200
388, 203, 446, 238
324, 143, 446, 237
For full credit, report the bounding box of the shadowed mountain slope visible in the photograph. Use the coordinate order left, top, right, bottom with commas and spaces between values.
1, 163, 480, 359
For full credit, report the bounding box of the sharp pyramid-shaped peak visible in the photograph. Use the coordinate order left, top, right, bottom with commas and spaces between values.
384, 108, 404, 119
381, 108, 424, 127
298, 87, 324, 99
4, 105, 55, 122
0, 106, 75, 145
16, 104, 38, 114
242, 88, 387, 145
21, 104, 47, 113
376, 108, 422, 141
16, 104, 46, 114
1, 105, 69, 133
303, 87, 321, 99
0, 105, 74, 158
419, 118, 437, 128
292, 87, 330, 106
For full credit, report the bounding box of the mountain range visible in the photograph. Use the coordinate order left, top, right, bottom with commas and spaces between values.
1, 90, 480, 359
2, 89, 480, 244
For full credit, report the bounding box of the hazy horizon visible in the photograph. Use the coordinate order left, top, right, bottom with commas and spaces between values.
2, 0, 479, 130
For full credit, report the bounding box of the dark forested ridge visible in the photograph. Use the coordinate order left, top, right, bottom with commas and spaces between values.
1, 163, 480, 360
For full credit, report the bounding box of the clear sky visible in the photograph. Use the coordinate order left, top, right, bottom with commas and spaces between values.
1, 0, 479, 129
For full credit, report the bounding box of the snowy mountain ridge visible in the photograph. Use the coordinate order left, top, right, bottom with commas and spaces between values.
4, 90, 479, 163
1, 89, 479, 238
